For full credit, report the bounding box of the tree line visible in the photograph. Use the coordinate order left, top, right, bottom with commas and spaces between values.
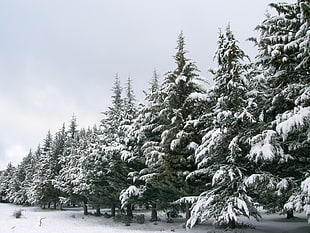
0, 0, 309, 228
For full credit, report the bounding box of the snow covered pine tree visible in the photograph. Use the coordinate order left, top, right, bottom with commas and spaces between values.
187, 25, 261, 229
247, 0, 310, 221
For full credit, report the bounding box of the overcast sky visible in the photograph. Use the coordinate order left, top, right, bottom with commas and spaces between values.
0, 0, 294, 170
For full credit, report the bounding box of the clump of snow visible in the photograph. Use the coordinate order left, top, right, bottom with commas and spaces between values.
249, 130, 282, 162
196, 128, 225, 166
244, 174, 278, 190
284, 194, 304, 213
170, 139, 181, 151
175, 75, 187, 85
248, 130, 292, 163
276, 106, 310, 141
276, 178, 289, 196
186, 193, 215, 229
120, 185, 145, 208
187, 142, 198, 151
216, 110, 232, 121
236, 108, 256, 123
295, 87, 310, 106
188, 92, 210, 102
301, 177, 310, 196
174, 196, 198, 205
212, 167, 226, 185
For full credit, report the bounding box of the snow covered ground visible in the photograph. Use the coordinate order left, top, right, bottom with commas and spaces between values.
0, 203, 309, 233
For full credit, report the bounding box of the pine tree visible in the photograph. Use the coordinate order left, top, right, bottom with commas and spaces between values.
81, 74, 132, 216
54, 117, 92, 212
100, 74, 128, 214
158, 33, 209, 218
8, 150, 35, 205
121, 33, 209, 220
53, 123, 69, 207
187, 26, 260, 228
120, 69, 164, 221
75, 126, 109, 215
31, 130, 60, 208
247, 0, 310, 220
27, 145, 42, 204
0, 163, 16, 203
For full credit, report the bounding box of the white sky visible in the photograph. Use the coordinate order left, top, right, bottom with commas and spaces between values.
0, 0, 295, 170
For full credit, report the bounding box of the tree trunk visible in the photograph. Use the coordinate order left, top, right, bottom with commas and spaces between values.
83, 201, 88, 215
118, 203, 123, 215
95, 207, 101, 216
185, 202, 191, 221
287, 209, 294, 219
60, 203, 63, 211
48, 202, 51, 209
54, 202, 57, 209
126, 204, 133, 219
228, 219, 236, 229
111, 203, 116, 217
151, 203, 158, 222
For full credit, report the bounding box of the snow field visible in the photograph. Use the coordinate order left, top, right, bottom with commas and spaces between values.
1, 203, 309, 233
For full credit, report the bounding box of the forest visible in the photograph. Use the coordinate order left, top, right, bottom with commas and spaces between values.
0, 0, 309, 229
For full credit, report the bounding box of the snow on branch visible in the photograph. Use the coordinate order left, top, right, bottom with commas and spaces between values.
196, 128, 224, 165
276, 178, 289, 196
245, 173, 278, 190
276, 106, 310, 141
295, 87, 310, 106
188, 92, 210, 102
212, 167, 226, 186
236, 108, 256, 123
301, 177, 310, 196
284, 175, 310, 217
248, 130, 290, 163
174, 196, 199, 205
284, 194, 304, 213
120, 185, 145, 208
228, 136, 241, 162
187, 190, 258, 229
186, 192, 216, 228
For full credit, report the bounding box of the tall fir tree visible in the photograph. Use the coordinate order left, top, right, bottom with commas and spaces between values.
31, 131, 54, 207
120, 69, 164, 221
83, 74, 134, 216
247, 0, 310, 220
0, 163, 16, 203
187, 26, 260, 228
121, 33, 209, 220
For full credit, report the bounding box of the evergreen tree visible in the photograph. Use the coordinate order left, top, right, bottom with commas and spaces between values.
27, 145, 42, 204
120, 69, 164, 221
31, 130, 60, 208
74, 125, 109, 215
8, 150, 35, 205
81, 74, 133, 216
123, 76, 137, 124
187, 26, 260, 228
54, 117, 92, 213
157, 32, 209, 213
121, 33, 209, 220
0, 163, 16, 203
100, 74, 127, 214
247, 0, 310, 220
